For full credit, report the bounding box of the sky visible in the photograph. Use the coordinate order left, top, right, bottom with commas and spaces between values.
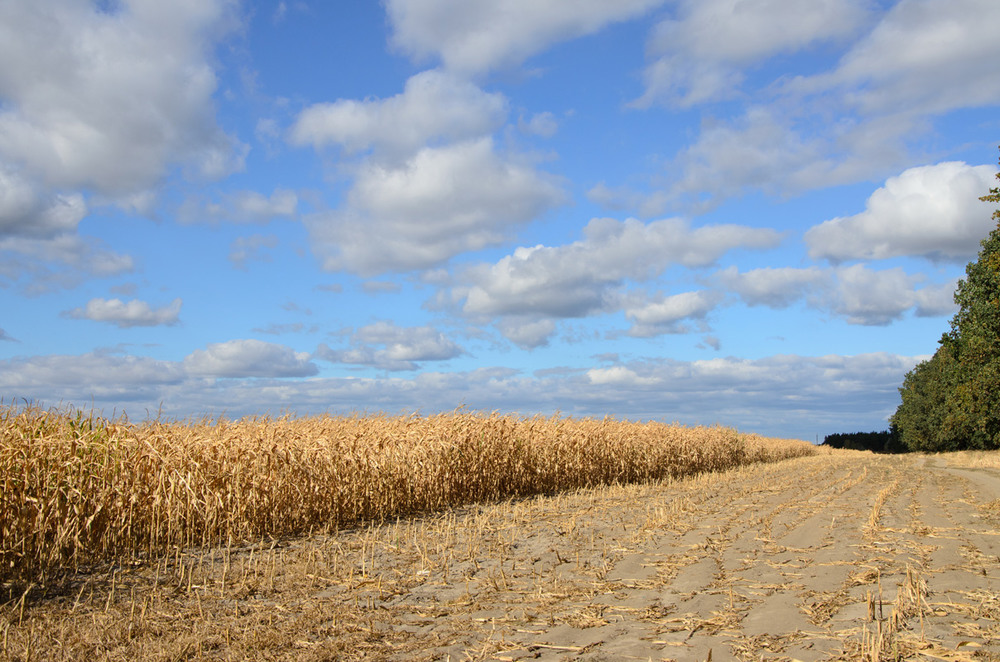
1, 0, 999, 441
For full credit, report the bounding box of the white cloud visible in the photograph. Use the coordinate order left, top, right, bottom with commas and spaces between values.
587, 365, 661, 387
64, 298, 182, 328
518, 112, 559, 138
385, 0, 664, 75
460, 217, 782, 319
627, 2, 1000, 213
832, 265, 921, 326
669, 108, 842, 205
0, 166, 87, 239
636, 0, 870, 107
913, 280, 959, 319
0, 0, 244, 197
0, 1, 244, 290
699, 335, 721, 351
652, 0, 869, 64
0, 164, 125, 290
0, 351, 187, 403
805, 162, 997, 263
495, 318, 557, 350
290, 70, 507, 160
719, 266, 827, 308
306, 137, 565, 275
447, 216, 779, 347
0, 233, 134, 293
722, 264, 959, 325
819, 0, 1000, 116
184, 339, 318, 378
624, 290, 722, 337
354, 321, 463, 362
316, 321, 464, 371
0, 349, 924, 439
643, 103, 925, 213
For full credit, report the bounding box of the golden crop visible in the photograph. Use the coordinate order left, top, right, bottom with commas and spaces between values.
0, 404, 815, 587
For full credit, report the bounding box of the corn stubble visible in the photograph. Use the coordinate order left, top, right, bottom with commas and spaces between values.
1, 404, 815, 588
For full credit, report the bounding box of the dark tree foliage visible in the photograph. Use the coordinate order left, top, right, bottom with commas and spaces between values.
890, 341, 963, 451
822, 427, 906, 454
941, 168, 1000, 449
893, 150, 1000, 451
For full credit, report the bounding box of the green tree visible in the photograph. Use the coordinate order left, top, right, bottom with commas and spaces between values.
891, 340, 961, 451
894, 150, 1000, 451
940, 160, 1000, 448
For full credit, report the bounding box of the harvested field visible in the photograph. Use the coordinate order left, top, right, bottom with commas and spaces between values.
3, 409, 1000, 661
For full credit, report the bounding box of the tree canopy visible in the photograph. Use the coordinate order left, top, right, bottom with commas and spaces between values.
892, 151, 1000, 451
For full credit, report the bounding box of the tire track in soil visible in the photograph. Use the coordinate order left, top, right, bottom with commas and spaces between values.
424, 454, 1000, 661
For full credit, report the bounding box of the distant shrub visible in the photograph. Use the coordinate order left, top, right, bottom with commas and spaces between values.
822, 427, 907, 454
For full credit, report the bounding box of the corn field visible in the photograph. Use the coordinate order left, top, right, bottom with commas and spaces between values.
0, 403, 816, 587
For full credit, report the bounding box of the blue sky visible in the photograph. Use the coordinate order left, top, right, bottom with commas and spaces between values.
2, 0, 999, 440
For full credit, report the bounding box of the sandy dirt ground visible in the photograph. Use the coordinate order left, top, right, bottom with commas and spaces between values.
3, 451, 1000, 661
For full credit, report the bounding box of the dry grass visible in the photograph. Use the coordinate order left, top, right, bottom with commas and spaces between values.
0, 403, 815, 590
942, 449, 1000, 469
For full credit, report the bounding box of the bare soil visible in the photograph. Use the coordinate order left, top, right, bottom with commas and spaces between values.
3, 451, 1000, 661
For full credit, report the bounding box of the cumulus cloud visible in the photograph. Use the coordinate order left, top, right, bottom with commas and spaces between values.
624, 290, 723, 337
385, 0, 664, 75
63, 298, 182, 328
0, 233, 134, 293
445, 216, 779, 346
625, 2, 1000, 212
0, 351, 187, 404
305, 137, 565, 275
913, 281, 960, 318
0, 166, 88, 239
460, 217, 781, 318
0, 327, 17, 342
184, 339, 318, 378
719, 266, 827, 308
635, 0, 870, 108
805, 162, 997, 263
316, 321, 464, 371
814, 0, 1000, 116
290, 68, 567, 277
587, 365, 661, 387
0, 0, 244, 197
828, 265, 961, 326
0, 1, 244, 289
832, 265, 918, 326
290, 70, 507, 160
494, 318, 557, 350
0, 164, 133, 291
668, 107, 859, 208
719, 264, 958, 325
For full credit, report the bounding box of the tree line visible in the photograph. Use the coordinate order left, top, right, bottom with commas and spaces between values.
826, 150, 1000, 453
